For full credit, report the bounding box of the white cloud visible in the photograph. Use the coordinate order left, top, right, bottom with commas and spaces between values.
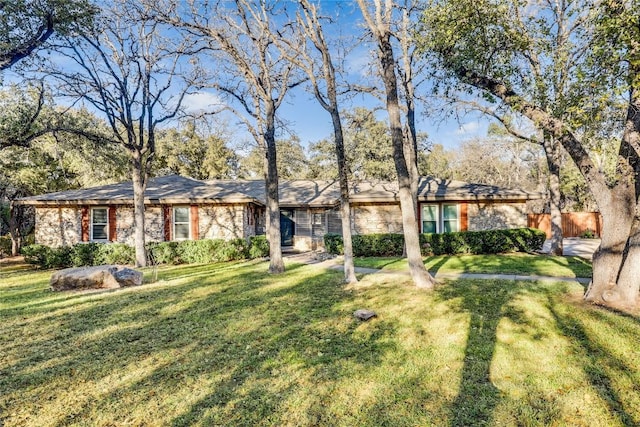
454, 121, 481, 136
182, 91, 224, 113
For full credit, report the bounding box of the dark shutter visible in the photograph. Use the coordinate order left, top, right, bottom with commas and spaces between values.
190, 205, 199, 240
81, 206, 89, 242
163, 206, 172, 241
460, 202, 468, 231
108, 206, 117, 242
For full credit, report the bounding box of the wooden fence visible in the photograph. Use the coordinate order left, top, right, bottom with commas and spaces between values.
527, 212, 602, 239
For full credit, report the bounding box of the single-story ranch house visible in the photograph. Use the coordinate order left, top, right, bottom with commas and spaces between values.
17, 175, 543, 251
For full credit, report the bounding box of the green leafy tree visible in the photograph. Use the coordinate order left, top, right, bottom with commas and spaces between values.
156, 122, 239, 180
420, 0, 640, 309
240, 136, 309, 180
0, 0, 96, 70
308, 108, 395, 181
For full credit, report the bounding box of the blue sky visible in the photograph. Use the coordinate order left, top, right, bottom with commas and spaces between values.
1, 0, 492, 153
177, 0, 492, 152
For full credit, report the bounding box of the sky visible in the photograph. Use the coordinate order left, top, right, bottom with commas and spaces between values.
1, 0, 493, 154
174, 0, 492, 152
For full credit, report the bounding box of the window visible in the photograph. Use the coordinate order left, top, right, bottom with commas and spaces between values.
91, 207, 108, 241
173, 206, 190, 240
422, 205, 439, 233
443, 204, 459, 232
421, 204, 460, 233
312, 212, 325, 237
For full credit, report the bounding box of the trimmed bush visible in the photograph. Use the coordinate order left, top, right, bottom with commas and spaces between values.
95, 243, 135, 265
70, 243, 100, 267
248, 235, 269, 259
177, 240, 217, 264
324, 233, 344, 255
147, 242, 181, 265
351, 233, 405, 257
325, 228, 547, 256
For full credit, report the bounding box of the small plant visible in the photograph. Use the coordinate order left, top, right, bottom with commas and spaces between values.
580, 228, 596, 239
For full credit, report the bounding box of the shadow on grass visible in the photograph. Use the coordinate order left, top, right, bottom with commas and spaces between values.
437, 279, 520, 426
546, 292, 640, 426
2, 261, 397, 426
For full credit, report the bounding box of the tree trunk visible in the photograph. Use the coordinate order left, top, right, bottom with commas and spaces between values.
264, 110, 284, 274
131, 161, 148, 267
585, 204, 635, 306
542, 134, 563, 256
378, 31, 435, 289
331, 109, 358, 283
9, 201, 21, 256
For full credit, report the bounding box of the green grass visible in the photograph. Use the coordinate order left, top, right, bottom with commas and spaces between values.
2, 259, 638, 426
354, 253, 593, 278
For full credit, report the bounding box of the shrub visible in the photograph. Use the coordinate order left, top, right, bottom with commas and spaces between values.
21, 244, 72, 269
580, 228, 596, 239
323, 228, 546, 257
0, 235, 12, 258
248, 235, 269, 258
177, 239, 215, 264
70, 243, 100, 267
215, 238, 249, 261
352, 234, 404, 257
95, 243, 135, 265
324, 233, 344, 255
147, 241, 181, 265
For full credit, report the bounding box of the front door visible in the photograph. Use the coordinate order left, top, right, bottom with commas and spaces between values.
280, 210, 295, 246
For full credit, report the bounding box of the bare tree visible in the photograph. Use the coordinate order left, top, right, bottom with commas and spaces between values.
49, 1, 194, 266
155, 0, 303, 273
356, 0, 436, 289
284, 0, 358, 283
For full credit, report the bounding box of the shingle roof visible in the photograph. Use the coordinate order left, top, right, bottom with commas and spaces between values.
16, 175, 542, 206
350, 177, 542, 202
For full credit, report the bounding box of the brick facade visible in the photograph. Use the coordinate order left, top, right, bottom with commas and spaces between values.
467, 202, 528, 231
34, 200, 529, 248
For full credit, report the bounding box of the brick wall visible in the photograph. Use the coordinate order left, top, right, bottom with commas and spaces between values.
467, 202, 527, 231
199, 205, 246, 240
34, 207, 82, 247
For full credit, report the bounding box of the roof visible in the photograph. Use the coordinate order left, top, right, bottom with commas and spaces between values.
350, 177, 542, 202
16, 174, 543, 206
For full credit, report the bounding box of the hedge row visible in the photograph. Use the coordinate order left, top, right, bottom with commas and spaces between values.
21, 236, 270, 270
324, 228, 547, 256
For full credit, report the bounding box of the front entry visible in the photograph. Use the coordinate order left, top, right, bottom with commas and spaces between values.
280, 209, 295, 246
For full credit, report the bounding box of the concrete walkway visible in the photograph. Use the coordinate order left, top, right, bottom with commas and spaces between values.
325, 263, 591, 285
542, 238, 600, 259
284, 246, 593, 285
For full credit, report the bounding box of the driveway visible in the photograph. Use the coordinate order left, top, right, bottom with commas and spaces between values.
542, 238, 600, 260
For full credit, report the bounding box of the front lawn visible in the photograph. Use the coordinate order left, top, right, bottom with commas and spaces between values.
1, 260, 638, 426
354, 253, 593, 278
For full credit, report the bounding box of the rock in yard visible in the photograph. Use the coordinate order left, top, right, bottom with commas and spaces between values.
354, 309, 377, 321
50, 265, 143, 291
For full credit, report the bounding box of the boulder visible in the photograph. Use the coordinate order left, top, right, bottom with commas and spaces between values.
353, 309, 377, 321
50, 265, 143, 291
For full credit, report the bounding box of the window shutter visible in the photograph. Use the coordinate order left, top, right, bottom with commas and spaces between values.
460, 202, 468, 231
163, 206, 172, 241
81, 206, 89, 242
108, 206, 117, 242
190, 205, 199, 240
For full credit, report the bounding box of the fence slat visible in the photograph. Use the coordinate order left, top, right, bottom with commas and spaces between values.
528, 212, 602, 238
